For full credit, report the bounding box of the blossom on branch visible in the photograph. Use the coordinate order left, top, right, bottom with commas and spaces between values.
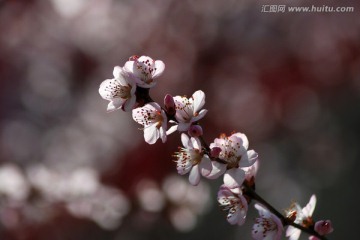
173, 134, 212, 185
252, 204, 283, 240
286, 195, 317, 240
99, 66, 136, 112
172, 90, 208, 132
217, 185, 248, 226
132, 102, 168, 144
207, 132, 258, 188
124, 55, 165, 88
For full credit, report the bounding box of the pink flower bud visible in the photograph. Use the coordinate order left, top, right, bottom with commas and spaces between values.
164, 94, 176, 115
210, 147, 222, 158
188, 125, 203, 137
314, 220, 333, 235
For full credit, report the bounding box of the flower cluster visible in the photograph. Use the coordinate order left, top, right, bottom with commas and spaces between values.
99, 55, 334, 240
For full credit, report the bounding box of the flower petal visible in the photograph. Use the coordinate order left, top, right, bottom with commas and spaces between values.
166, 125, 178, 135
238, 150, 258, 168
181, 133, 191, 149
286, 226, 301, 240
189, 165, 201, 185
123, 61, 135, 75
113, 66, 122, 79
233, 132, 249, 150
107, 99, 123, 112
302, 194, 317, 217
177, 122, 192, 132
122, 96, 136, 112
99, 79, 119, 100
223, 168, 245, 188
192, 90, 205, 113
144, 124, 159, 144
192, 109, 208, 122
152, 60, 165, 78
159, 123, 167, 143
191, 137, 201, 150
206, 161, 226, 179
199, 155, 212, 177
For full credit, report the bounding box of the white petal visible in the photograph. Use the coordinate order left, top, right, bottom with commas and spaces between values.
113, 66, 122, 79
166, 125, 178, 135
199, 155, 212, 177
177, 122, 191, 132
189, 165, 200, 185
99, 79, 119, 100
223, 168, 245, 188
122, 97, 136, 112
152, 60, 165, 78
227, 208, 243, 225
191, 137, 202, 150
254, 204, 271, 218
233, 132, 249, 150
159, 124, 167, 143
302, 194, 316, 217
192, 90, 205, 113
192, 109, 208, 122
144, 124, 159, 144
238, 150, 258, 168
217, 188, 232, 205
286, 226, 301, 240
181, 133, 191, 148
206, 162, 226, 179
107, 99, 123, 112
123, 61, 135, 74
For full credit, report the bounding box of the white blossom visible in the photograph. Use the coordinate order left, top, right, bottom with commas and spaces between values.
207, 132, 258, 188
252, 204, 283, 240
132, 102, 168, 144
171, 90, 208, 132
174, 134, 212, 185
99, 66, 136, 112
123, 55, 165, 88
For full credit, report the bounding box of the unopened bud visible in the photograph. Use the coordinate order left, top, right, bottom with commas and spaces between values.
210, 147, 222, 158
164, 94, 176, 115
188, 125, 203, 137
314, 220, 333, 236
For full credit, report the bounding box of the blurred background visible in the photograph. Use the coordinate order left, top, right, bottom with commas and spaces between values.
0, 0, 359, 239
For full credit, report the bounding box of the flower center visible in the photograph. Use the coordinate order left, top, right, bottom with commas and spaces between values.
154, 111, 164, 129
116, 85, 131, 99
190, 149, 203, 165
136, 57, 156, 83
220, 138, 242, 168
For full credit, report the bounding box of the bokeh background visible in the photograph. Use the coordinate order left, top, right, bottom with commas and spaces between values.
1, 0, 359, 239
